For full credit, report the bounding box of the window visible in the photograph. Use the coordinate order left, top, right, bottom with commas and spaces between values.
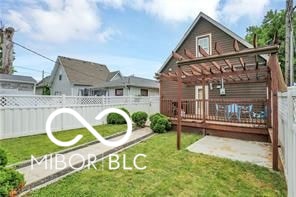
59, 70, 62, 80
196, 34, 211, 57
140, 89, 148, 96
115, 88, 123, 96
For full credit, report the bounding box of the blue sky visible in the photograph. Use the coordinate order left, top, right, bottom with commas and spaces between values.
1, 0, 284, 81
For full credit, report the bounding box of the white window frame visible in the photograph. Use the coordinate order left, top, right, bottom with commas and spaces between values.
196, 33, 212, 57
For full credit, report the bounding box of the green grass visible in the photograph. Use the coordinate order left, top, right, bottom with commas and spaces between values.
0, 124, 127, 165
30, 132, 286, 197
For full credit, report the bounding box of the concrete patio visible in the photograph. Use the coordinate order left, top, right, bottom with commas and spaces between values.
187, 136, 272, 168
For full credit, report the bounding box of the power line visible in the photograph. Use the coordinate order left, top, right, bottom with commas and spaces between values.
12, 41, 56, 63
12, 40, 107, 81
14, 65, 51, 74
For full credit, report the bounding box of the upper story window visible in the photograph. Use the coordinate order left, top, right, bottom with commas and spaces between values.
59, 70, 62, 80
196, 34, 211, 57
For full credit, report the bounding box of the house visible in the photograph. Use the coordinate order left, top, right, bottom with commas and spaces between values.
0, 73, 36, 95
155, 12, 286, 170
36, 75, 50, 95
93, 75, 159, 96
50, 56, 113, 96
49, 56, 159, 96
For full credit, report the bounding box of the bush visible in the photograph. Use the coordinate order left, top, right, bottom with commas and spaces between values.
107, 108, 130, 124
0, 149, 7, 167
131, 111, 148, 128
149, 113, 172, 133
0, 148, 25, 197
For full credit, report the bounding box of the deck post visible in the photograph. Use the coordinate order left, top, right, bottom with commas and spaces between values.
267, 70, 272, 128
202, 78, 206, 123
269, 54, 279, 171
177, 66, 183, 150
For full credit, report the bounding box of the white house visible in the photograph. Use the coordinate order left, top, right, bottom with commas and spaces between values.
94, 75, 159, 96
50, 56, 115, 96
0, 74, 36, 95
49, 56, 159, 96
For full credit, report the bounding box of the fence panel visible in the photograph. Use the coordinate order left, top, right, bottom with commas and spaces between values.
278, 87, 296, 197
0, 95, 159, 139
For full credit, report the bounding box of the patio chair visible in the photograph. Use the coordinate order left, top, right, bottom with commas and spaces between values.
226, 104, 241, 121
241, 104, 253, 120
215, 104, 226, 120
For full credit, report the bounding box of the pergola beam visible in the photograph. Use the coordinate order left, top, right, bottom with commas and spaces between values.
184, 48, 196, 59
233, 40, 250, 80
199, 46, 225, 72
177, 45, 279, 66
172, 51, 185, 61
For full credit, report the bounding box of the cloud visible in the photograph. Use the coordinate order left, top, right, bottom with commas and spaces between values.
133, 0, 220, 22
5, 0, 118, 43
219, 0, 271, 23
97, 0, 272, 23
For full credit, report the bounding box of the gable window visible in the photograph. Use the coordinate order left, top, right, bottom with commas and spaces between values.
115, 88, 123, 96
140, 89, 148, 96
196, 34, 211, 57
58, 70, 62, 80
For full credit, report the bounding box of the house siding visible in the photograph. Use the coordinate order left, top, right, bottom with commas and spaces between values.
51, 65, 72, 95
160, 17, 267, 100
107, 87, 159, 96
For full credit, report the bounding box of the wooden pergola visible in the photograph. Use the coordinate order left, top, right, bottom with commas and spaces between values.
156, 38, 287, 171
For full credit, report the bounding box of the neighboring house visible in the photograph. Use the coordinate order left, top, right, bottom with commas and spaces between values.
36, 76, 51, 95
94, 75, 159, 96
49, 56, 159, 96
0, 73, 36, 95
158, 12, 267, 102
50, 56, 113, 96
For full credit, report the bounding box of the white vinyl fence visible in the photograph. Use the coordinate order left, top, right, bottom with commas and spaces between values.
278, 87, 296, 197
0, 95, 160, 139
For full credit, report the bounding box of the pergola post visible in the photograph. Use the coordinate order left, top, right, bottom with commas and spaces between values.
269, 53, 279, 171
177, 66, 183, 150
202, 78, 206, 123
267, 71, 272, 128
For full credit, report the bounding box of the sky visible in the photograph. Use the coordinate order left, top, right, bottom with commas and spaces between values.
1, 0, 285, 81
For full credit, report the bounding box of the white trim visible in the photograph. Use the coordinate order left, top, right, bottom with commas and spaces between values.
109, 71, 121, 81
196, 33, 212, 57
157, 12, 267, 74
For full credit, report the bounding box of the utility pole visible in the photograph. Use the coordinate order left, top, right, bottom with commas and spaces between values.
285, 0, 294, 86
1, 26, 15, 74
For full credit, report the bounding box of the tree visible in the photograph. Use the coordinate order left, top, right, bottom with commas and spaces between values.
245, 9, 296, 78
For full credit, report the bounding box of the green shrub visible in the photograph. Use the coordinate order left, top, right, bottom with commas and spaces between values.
131, 112, 148, 128
0, 149, 7, 167
0, 167, 25, 197
149, 113, 171, 133
0, 148, 25, 197
107, 108, 130, 124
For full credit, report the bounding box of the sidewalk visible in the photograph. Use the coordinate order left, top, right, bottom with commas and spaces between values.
18, 127, 154, 192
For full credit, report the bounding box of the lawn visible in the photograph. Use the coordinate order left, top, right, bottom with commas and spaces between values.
30, 132, 287, 196
0, 124, 127, 165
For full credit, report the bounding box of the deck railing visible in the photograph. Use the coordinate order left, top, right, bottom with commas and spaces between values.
161, 98, 268, 126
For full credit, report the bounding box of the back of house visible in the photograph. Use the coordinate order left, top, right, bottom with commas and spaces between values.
158, 12, 267, 101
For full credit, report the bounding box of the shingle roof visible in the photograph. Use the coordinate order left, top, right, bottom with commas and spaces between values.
58, 56, 110, 86
96, 75, 159, 89
36, 76, 51, 87
107, 71, 120, 81
0, 73, 36, 84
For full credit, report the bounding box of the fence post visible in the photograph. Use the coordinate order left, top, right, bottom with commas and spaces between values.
61, 94, 66, 130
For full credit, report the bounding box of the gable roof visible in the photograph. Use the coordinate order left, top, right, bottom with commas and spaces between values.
0, 73, 36, 84
56, 56, 110, 86
107, 71, 121, 81
96, 75, 159, 89
158, 12, 265, 73
36, 76, 51, 87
